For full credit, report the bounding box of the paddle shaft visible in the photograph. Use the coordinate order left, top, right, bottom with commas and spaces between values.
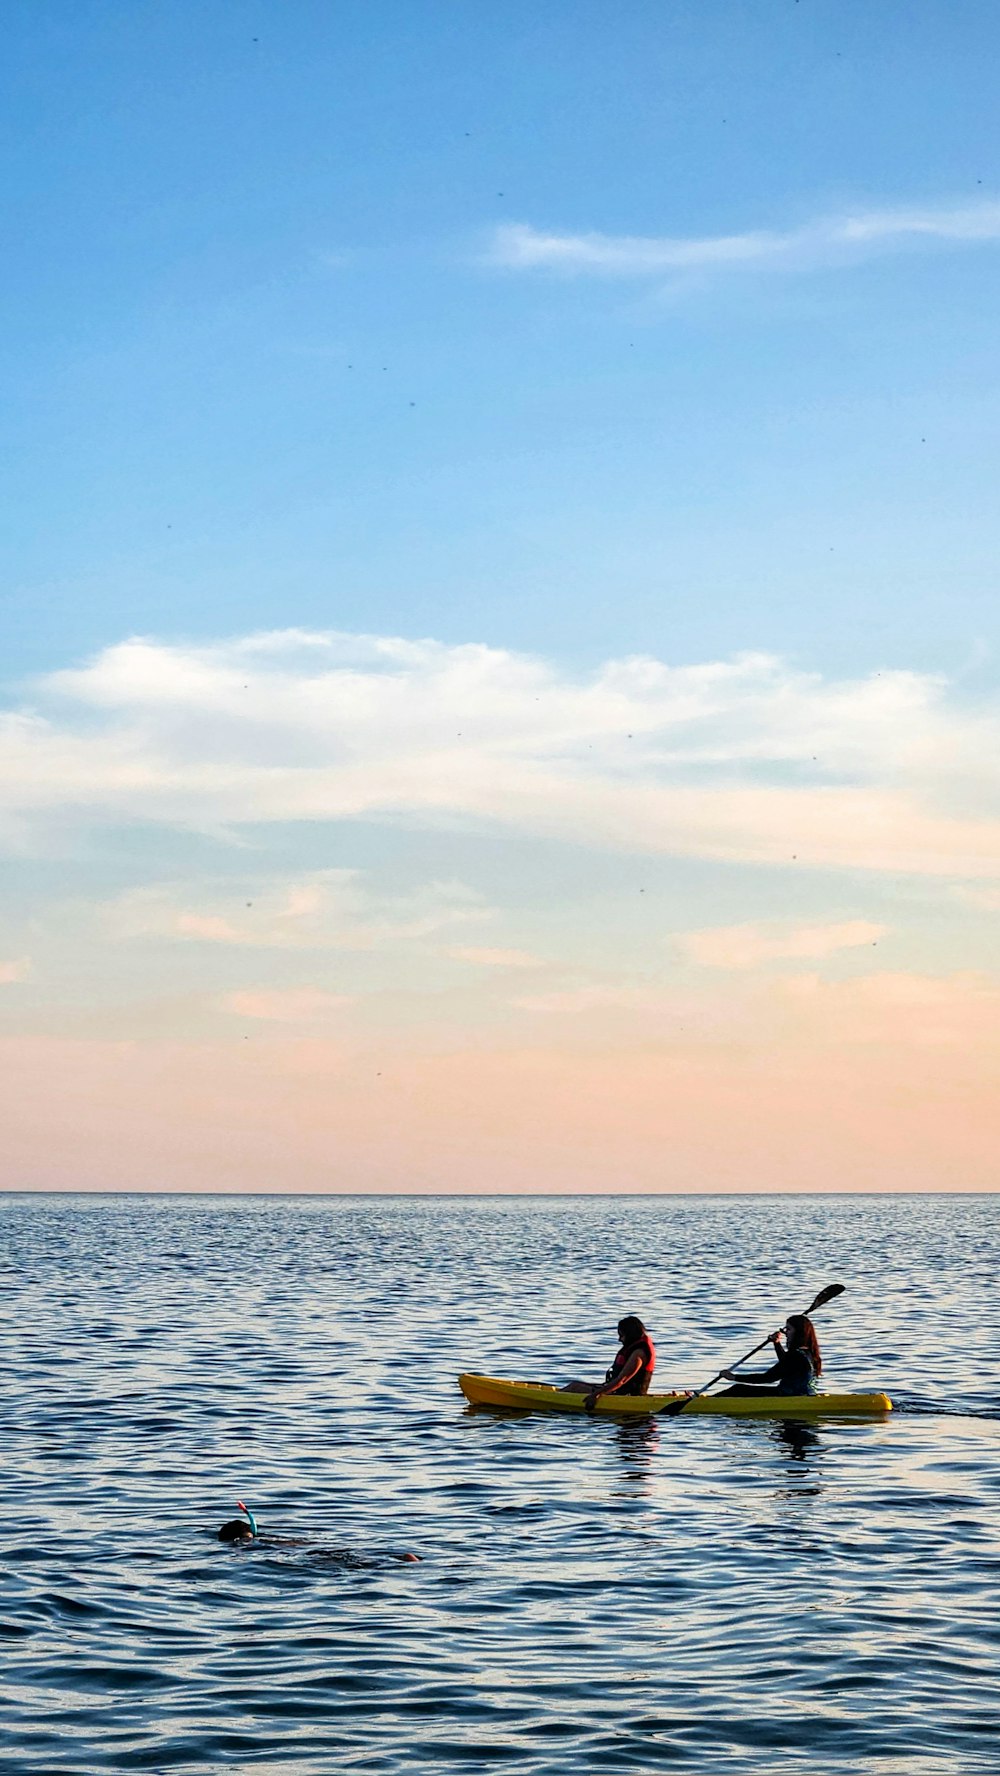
672, 1334, 775, 1411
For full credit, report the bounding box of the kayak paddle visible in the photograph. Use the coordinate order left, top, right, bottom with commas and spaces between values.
661, 1282, 845, 1418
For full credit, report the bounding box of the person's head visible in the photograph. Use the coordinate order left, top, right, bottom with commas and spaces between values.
218, 1519, 255, 1543
219, 1500, 258, 1543
617, 1315, 646, 1348
784, 1314, 822, 1377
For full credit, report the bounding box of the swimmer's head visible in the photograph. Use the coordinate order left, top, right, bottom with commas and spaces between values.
219, 1499, 258, 1542
218, 1519, 254, 1543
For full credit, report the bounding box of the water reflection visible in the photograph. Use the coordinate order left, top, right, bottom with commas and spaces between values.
770, 1418, 822, 1463
769, 1416, 824, 1499
611, 1416, 660, 1492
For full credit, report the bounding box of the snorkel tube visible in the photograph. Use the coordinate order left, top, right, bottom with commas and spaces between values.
236, 1499, 258, 1538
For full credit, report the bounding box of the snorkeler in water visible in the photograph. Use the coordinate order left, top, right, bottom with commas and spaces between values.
217, 1500, 259, 1543
217, 1500, 421, 1562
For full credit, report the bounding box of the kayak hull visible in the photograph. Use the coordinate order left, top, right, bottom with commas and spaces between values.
458, 1373, 892, 1418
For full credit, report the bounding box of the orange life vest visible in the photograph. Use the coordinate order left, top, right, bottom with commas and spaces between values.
607, 1331, 656, 1395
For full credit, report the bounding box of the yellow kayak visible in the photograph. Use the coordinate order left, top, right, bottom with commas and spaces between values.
458, 1373, 892, 1418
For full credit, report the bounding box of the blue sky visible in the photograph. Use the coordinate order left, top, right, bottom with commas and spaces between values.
4, 0, 1000, 676
2, 2, 999, 1190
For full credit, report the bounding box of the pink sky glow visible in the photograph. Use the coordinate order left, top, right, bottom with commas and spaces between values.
1, 632, 998, 1192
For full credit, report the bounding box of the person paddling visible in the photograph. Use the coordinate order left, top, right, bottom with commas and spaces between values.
562, 1316, 656, 1411
719, 1313, 821, 1397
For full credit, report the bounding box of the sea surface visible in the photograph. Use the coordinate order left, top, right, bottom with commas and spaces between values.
0, 1191, 997, 1775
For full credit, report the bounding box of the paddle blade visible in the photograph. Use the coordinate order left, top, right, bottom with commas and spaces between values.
806, 1283, 845, 1314
661, 1394, 695, 1417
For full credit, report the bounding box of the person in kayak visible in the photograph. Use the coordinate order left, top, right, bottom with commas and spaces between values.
562, 1316, 656, 1411
719, 1313, 821, 1397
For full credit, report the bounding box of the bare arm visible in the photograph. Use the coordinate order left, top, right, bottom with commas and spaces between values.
585, 1349, 643, 1408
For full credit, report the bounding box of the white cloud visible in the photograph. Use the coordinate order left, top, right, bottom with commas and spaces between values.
487, 198, 1000, 278
679, 919, 886, 971
0, 957, 30, 984
222, 988, 353, 1023
3, 630, 1000, 879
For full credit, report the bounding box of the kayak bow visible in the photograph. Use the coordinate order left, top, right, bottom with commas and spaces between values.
458, 1373, 891, 1418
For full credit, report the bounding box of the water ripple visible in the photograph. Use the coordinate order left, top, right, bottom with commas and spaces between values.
0, 1191, 997, 1774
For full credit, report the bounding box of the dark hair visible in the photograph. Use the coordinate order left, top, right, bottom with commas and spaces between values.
786, 1314, 822, 1378
219, 1519, 255, 1542
617, 1316, 646, 1346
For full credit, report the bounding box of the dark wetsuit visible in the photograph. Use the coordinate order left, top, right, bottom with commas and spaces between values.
217, 1524, 419, 1562
605, 1332, 656, 1396
731, 1345, 816, 1396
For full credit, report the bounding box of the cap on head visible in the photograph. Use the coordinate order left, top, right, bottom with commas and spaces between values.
218, 1519, 254, 1543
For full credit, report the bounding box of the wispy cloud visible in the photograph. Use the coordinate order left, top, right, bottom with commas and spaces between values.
778, 969, 1000, 1050
953, 884, 1000, 913
221, 988, 353, 1023
510, 985, 660, 1016
487, 198, 1000, 279
3, 630, 1000, 878
505, 962, 1000, 1059
106, 872, 491, 952
176, 913, 246, 943
0, 957, 30, 984
447, 946, 545, 969
4, 966, 998, 1193
679, 919, 886, 971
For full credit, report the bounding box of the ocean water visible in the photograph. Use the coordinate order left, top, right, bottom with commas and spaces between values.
0, 1191, 997, 1775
